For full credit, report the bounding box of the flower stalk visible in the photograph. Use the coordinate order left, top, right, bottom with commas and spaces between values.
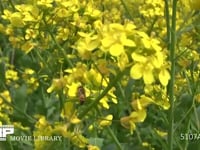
167, 0, 178, 150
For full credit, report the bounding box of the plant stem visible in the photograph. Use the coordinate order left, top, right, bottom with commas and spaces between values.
48, 30, 74, 68
164, 0, 171, 50
120, 0, 134, 20
96, 107, 123, 150
0, 0, 4, 14
43, 18, 74, 68
106, 126, 123, 150
168, 0, 177, 150
8, 0, 15, 11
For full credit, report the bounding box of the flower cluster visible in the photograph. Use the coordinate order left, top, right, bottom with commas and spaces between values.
1, 0, 200, 149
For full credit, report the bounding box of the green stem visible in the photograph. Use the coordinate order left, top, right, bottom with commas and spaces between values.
106, 126, 123, 150
35, 50, 52, 74
78, 69, 126, 119
49, 31, 73, 68
168, 0, 177, 150
8, 138, 14, 150
0, 0, 4, 14
135, 127, 142, 145
147, 17, 158, 36
164, 0, 171, 50
43, 19, 74, 68
8, 0, 15, 11
58, 90, 66, 122
96, 107, 123, 150
120, 0, 134, 20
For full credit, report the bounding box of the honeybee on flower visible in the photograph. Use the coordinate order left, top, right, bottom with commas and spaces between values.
77, 86, 86, 104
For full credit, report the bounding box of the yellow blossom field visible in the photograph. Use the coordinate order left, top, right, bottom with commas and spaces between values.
0, 0, 200, 150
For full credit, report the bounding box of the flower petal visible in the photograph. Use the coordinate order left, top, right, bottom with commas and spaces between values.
130, 63, 143, 79
159, 69, 170, 86
109, 43, 124, 56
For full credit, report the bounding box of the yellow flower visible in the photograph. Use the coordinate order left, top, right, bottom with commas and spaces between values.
88, 124, 94, 131
25, 68, 35, 74
2, 9, 12, 20
84, 2, 101, 18
0, 90, 11, 103
100, 97, 109, 109
131, 95, 153, 110
56, 8, 70, 18
67, 82, 80, 97
56, 27, 69, 41
76, 32, 100, 55
47, 77, 66, 93
120, 116, 136, 134
71, 133, 88, 148
70, 116, 81, 124
109, 43, 124, 56
56, 0, 80, 12
22, 5, 41, 22
10, 12, 24, 27
120, 109, 147, 134
99, 114, 113, 127
61, 101, 81, 124
37, 0, 54, 8
35, 116, 49, 128
108, 88, 118, 104
51, 124, 70, 137
5, 69, 19, 82
136, 31, 161, 51
151, 51, 164, 69
130, 62, 154, 85
88, 145, 100, 150
131, 51, 169, 86
144, 85, 170, 110
129, 109, 147, 123
13, 122, 30, 131
96, 59, 110, 75
61, 102, 74, 119
21, 41, 35, 54
25, 29, 39, 40
158, 68, 170, 86
101, 23, 136, 56
154, 128, 167, 137
84, 68, 107, 87
118, 52, 129, 71
0, 91, 12, 113
142, 142, 152, 148
3, 9, 26, 27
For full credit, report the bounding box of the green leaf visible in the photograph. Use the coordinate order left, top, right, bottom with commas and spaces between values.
12, 84, 28, 113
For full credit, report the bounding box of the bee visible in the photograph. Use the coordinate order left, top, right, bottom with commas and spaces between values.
77, 86, 86, 104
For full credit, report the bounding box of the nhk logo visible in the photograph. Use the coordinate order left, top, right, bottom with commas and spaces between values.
0, 125, 14, 141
